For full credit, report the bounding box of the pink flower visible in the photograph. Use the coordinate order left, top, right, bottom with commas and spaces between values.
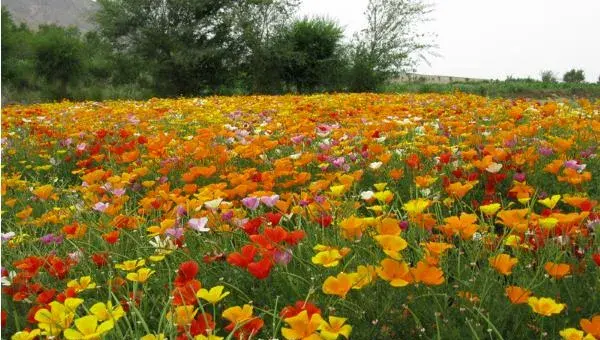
564, 160, 586, 172
291, 135, 305, 144
93, 202, 109, 212
242, 196, 260, 210
112, 188, 126, 197
188, 218, 210, 232
274, 249, 292, 265
166, 227, 184, 239
260, 195, 279, 208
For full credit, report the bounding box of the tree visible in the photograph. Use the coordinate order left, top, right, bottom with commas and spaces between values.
563, 69, 585, 83
33, 25, 85, 99
276, 17, 345, 93
230, 0, 300, 93
95, 0, 243, 96
350, 0, 435, 91
540, 70, 557, 83
1, 7, 35, 90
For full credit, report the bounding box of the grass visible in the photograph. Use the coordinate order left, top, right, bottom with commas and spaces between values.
382, 80, 600, 99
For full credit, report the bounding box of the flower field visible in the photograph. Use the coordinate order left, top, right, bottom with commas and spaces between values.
1, 93, 599, 339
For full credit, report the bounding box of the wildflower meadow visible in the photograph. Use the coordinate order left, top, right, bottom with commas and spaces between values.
1, 93, 599, 339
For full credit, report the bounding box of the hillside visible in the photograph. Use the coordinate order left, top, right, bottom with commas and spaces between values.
2, 0, 98, 32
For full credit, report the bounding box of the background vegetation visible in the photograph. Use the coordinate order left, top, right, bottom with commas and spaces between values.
2, 0, 600, 104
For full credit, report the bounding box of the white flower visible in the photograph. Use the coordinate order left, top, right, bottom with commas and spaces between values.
369, 161, 383, 170
1, 271, 16, 286
485, 162, 502, 173
360, 191, 374, 200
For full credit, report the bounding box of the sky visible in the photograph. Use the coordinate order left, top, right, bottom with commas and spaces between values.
298, 0, 600, 81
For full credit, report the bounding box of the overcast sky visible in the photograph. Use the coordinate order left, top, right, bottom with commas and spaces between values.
298, 0, 600, 81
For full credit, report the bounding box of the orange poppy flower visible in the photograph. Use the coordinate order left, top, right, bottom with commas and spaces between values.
410, 261, 445, 286
580, 315, 600, 338
489, 254, 518, 276
376, 259, 413, 287
505, 286, 532, 304
544, 262, 571, 279
322, 272, 358, 298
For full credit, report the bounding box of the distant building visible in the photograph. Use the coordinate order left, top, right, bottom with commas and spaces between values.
394, 73, 490, 84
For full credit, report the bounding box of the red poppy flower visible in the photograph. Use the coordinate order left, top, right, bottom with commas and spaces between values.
243, 218, 262, 235
36, 289, 56, 304
285, 230, 305, 246
316, 214, 332, 228
225, 317, 264, 340
263, 212, 282, 226
228, 245, 258, 268
91, 253, 109, 267
406, 154, 420, 169
102, 230, 120, 244
44, 255, 73, 280
247, 257, 273, 280
13, 256, 44, 278
174, 260, 199, 286
171, 280, 202, 306
593, 253, 600, 267
187, 313, 215, 337
56, 287, 78, 303
280, 301, 322, 319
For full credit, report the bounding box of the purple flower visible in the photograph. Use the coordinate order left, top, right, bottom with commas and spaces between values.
291, 135, 305, 144
93, 202, 109, 212
332, 157, 345, 168
176, 205, 187, 217
61, 138, 73, 147
399, 221, 409, 231
314, 195, 326, 204
274, 249, 292, 266
260, 195, 279, 208
40, 233, 63, 245
564, 160, 586, 172
504, 138, 517, 148
76, 143, 87, 151
188, 218, 209, 232
242, 196, 260, 210
112, 188, 126, 197
513, 172, 526, 182
538, 146, 554, 156
221, 211, 234, 221
128, 114, 140, 124
166, 227, 184, 239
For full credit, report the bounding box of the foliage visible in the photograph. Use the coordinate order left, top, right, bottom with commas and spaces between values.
349, 0, 435, 91
276, 17, 346, 93
32, 25, 85, 99
230, 0, 300, 93
383, 79, 600, 98
563, 69, 585, 83
1, 8, 36, 93
540, 70, 557, 83
95, 0, 244, 96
